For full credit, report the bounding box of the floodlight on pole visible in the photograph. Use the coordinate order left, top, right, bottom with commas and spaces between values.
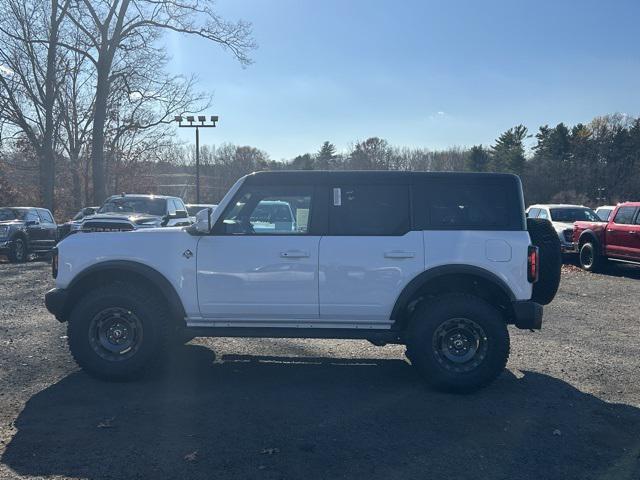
175, 114, 219, 203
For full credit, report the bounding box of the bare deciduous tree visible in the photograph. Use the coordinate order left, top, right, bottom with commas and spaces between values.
0, 0, 71, 211
65, 0, 255, 204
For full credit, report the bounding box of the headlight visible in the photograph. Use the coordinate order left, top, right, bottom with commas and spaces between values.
70, 223, 82, 231
0, 225, 9, 237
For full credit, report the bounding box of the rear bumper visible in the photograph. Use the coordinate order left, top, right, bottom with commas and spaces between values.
45, 288, 69, 322
512, 300, 543, 330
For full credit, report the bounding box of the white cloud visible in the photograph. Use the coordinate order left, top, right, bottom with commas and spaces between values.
437, 111, 445, 115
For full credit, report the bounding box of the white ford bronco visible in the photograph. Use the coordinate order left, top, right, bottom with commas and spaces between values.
45, 171, 561, 392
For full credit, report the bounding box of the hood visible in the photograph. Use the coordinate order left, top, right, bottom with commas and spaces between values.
551, 221, 575, 231
81, 212, 161, 223
0, 220, 24, 227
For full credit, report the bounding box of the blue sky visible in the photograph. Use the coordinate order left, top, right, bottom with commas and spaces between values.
167, 0, 640, 160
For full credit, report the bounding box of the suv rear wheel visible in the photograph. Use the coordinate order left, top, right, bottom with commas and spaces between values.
67, 282, 171, 380
406, 294, 510, 393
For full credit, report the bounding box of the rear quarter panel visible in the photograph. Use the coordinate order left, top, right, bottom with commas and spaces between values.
423, 231, 532, 301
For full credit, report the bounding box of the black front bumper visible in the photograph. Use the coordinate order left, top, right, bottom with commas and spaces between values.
512, 300, 543, 330
45, 288, 69, 322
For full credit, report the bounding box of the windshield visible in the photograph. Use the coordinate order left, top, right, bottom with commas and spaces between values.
0, 208, 27, 221
550, 208, 600, 222
596, 208, 613, 221
250, 203, 293, 223
98, 198, 166, 216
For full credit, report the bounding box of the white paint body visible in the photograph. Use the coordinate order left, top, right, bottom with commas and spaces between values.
56, 228, 532, 330
55, 174, 533, 329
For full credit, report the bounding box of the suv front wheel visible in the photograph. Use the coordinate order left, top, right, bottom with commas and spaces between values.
67, 282, 171, 380
406, 294, 510, 393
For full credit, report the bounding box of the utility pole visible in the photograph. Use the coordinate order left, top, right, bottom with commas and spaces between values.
175, 115, 218, 203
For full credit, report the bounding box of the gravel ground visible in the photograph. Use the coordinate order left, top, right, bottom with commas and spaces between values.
0, 260, 639, 480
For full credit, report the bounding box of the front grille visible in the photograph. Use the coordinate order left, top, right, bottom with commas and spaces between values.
82, 221, 134, 232
563, 229, 573, 242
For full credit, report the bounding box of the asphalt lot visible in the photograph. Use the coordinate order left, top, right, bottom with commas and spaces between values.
0, 260, 639, 480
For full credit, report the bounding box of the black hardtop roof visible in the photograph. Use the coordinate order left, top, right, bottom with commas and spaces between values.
244, 170, 520, 186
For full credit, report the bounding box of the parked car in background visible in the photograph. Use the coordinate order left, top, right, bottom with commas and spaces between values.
185, 204, 217, 224
595, 205, 616, 222
58, 206, 99, 240
0, 207, 57, 262
70, 194, 191, 234
526, 204, 602, 254
573, 202, 640, 271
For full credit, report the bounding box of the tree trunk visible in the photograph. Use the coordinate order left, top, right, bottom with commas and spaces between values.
70, 150, 82, 210
40, 0, 60, 213
90, 64, 110, 205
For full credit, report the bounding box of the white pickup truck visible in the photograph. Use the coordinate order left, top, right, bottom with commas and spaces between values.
45, 171, 561, 392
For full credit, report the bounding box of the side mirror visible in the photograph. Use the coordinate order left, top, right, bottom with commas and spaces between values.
194, 208, 213, 233
174, 210, 188, 219
82, 207, 95, 216
26, 220, 39, 226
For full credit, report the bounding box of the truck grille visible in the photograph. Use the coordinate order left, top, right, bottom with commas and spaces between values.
82, 221, 134, 232
563, 229, 573, 242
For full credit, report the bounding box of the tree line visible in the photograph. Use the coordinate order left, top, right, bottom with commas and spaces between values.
2, 112, 639, 219
0, 0, 255, 212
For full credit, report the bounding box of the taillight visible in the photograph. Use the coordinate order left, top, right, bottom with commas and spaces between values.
52, 247, 58, 279
527, 245, 539, 283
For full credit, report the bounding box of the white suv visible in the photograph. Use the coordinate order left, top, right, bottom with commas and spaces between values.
45, 171, 561, 392
526, 204, 601, 254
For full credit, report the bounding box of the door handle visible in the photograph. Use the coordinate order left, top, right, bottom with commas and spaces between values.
384, 250, 415, 259
630, 231, 637, 235
280, 250, 310, 258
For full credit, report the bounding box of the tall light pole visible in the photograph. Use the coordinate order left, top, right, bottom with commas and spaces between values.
175, 115, 218, 203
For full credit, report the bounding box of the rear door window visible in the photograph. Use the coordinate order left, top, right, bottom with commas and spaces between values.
328, 185, 410, 235
421, 182, 517, 229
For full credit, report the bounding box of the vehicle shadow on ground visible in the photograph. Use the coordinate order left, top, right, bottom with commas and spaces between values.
564, 257, 640, 280
3, 345, 640, 480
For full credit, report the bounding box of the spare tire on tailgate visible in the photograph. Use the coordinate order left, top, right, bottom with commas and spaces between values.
527, 217, 561, 305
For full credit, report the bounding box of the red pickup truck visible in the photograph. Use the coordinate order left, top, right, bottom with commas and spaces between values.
573, 202, 640, 271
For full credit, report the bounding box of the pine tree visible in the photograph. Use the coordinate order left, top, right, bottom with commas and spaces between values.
316, 141, 337, 170
490, 125, 528, 174
467, 145, 490, 172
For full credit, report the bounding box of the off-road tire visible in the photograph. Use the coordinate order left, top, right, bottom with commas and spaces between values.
579, 241, 605, 272
7, 237, 27, 263
67, 282, 171, 380
405, 294, 510, 393
527, 217, 561, 305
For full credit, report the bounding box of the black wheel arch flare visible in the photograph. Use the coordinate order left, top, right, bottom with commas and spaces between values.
390, 264, 517, 329
63, 260, 186, 324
